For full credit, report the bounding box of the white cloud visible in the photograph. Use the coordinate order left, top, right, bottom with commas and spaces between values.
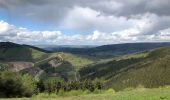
61, 6, 135, 33
154, 28, 170, 41
1, 19, 170, 45
0, 20, 17, 36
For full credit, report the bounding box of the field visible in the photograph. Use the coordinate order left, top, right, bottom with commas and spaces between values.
1, 87, 170, 100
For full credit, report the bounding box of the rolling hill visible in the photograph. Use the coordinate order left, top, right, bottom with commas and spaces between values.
51, 42, 170, 58
0, 42, 95, 81
1, 42, 170, 91
79, 46, 170, 91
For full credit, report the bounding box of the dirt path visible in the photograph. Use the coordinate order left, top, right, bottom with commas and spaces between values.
35, 57, 51, 64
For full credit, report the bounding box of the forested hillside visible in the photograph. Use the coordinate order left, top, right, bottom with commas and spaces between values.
79, 46, 170, 90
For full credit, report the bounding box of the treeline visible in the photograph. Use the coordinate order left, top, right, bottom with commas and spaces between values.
0, 71, 104, 98
37, 79, 103, 94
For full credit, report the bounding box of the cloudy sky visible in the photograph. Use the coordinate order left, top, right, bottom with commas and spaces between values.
0, 0, 170, 45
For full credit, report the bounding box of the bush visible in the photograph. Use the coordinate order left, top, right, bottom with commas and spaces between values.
105, 88, 115, 94
20, 74, 37, 96
0, 71, 36, 98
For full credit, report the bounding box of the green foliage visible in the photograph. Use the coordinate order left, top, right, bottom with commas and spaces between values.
20, 74, 37, 96
0, 63, 10, 71
80, 46, 170, 91
30, 48, 47, 61
37, 79, 104, 95
105, 88, 115, 94
79, 57, 143, 80
1, 87, 170, 100
0, 71, 36, 98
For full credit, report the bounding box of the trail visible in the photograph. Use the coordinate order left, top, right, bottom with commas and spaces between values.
35, 57, 51, 64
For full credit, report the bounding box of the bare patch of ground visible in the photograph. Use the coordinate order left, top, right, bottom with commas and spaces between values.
10, 62, 34, 72
48, 59, 63, 67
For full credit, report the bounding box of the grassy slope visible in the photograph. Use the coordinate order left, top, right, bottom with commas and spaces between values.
30, 48, 48, 62
54, 52, 96, 69
1, 87, 170, 100
79, 46, 170, 90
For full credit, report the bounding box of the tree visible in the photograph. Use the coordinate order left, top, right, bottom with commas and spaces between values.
0, 71, 36, 98
56, 82, 62, 93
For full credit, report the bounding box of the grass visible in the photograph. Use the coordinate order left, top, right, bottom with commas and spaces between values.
51, 52, 95, 69
122, 51, 149, 59
30, 48, 47, 61
1, 87, 170, 100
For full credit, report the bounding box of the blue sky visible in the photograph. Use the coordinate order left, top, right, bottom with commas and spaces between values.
0, 0, 170, 45
0, 9, 54, 31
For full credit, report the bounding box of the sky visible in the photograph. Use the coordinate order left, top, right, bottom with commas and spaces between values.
0, 0, 170, 45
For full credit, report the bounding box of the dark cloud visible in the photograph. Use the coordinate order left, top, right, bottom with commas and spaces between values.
1, 0, 170, 23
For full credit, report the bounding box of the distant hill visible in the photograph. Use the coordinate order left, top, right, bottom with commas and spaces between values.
79, 46, 170, 90
52, 42, 170, 58
36, 45, 97, 51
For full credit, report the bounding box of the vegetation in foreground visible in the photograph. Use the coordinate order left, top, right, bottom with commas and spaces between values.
1, 86, 170, 100
1, 71, 170, 100
0, 71, 103, 98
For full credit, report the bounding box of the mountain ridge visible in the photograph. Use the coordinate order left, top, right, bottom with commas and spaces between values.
50, 42, 170, 58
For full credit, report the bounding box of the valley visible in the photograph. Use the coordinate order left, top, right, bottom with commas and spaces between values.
1, 42, 170, 99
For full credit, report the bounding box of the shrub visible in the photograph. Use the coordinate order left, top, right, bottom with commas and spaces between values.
20, 74, 37, 97
105, 88, 115, 94
0, 71, 36, 98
